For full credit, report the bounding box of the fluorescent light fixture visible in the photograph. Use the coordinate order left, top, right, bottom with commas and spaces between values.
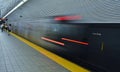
3, 0, 28, 19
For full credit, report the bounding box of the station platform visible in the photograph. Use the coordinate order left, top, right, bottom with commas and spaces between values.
0, 31, 90, 72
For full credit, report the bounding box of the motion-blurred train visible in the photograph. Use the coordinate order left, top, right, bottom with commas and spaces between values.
9, 20, 120, 72
5, 0, 120, 72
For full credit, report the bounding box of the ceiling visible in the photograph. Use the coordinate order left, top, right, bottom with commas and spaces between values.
0, 0, 21, 17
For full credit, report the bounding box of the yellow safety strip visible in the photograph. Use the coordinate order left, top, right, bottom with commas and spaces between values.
11, 33, 90, 72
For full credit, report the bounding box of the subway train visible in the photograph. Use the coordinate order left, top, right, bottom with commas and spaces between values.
10, 21, 120, 72
6, 0, 120, 72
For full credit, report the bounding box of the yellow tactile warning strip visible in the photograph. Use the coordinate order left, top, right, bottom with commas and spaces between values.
11, 33, 90, 72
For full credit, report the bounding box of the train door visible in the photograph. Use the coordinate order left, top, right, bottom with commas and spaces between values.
86, 25, 120, 72
86, 27, 106, 71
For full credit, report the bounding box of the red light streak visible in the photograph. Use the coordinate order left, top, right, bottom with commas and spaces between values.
62, 38, 88, 45
41, 37, 64, 46
54, 15, 81, 21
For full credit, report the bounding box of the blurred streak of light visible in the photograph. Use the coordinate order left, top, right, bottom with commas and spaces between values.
62, 38, 88, 45
41, 37, 65, 46
54, 15, 82, 21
